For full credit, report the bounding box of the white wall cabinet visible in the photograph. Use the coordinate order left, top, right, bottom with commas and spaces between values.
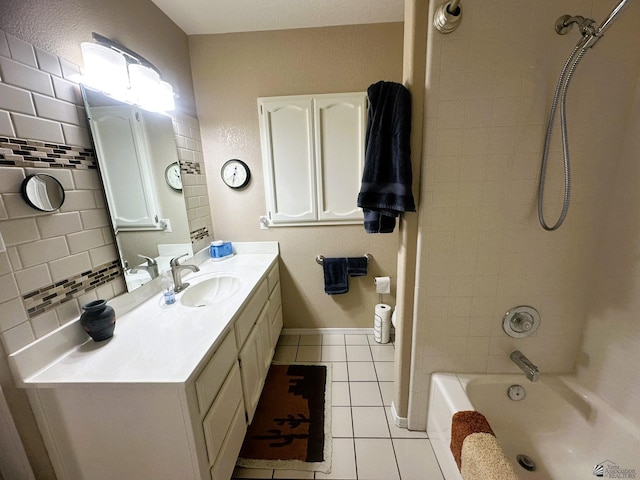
258, 93, 367, 226
28, 262, 282, 480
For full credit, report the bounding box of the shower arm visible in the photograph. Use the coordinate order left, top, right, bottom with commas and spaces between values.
557, 0, 632, 50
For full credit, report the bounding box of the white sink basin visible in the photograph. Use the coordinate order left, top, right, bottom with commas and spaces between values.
180, 274, 243, 307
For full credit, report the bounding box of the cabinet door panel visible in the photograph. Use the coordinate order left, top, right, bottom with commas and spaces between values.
314, 95, 366, 221
260, 99, 316, 223
210, 402, 247, 480
195, 331, 237, 415
238, 326, 263, 424
202, 363, 243, 465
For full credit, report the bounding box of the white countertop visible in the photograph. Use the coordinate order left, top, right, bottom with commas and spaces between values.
9, 243, 279, 388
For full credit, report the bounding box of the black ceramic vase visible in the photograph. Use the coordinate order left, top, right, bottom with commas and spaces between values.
80, 299, 116, 341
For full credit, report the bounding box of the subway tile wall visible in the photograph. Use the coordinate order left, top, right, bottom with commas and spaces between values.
0, 30, 214, 354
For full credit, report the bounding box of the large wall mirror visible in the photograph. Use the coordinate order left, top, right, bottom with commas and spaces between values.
82, 86, 193, 292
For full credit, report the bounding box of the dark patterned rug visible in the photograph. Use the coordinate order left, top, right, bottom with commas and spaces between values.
236, 363, 332, 473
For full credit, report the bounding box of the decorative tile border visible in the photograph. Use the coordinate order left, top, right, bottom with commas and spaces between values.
22, 260, 122, 319
0, 137, 96, 169
190, 226, 210, 243
181, 160, 201, 175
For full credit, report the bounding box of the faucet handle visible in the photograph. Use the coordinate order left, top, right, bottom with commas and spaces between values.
137, 254, 157, 266
170, 253, 189, 267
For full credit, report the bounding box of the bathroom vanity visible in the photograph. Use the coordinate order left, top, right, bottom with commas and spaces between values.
9, 242, 282, 480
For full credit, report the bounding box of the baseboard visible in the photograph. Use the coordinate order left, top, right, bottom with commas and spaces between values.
391, 401, 408, 428
281, 327, 375, 336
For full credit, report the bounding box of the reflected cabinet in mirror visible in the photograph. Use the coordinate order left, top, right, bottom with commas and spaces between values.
82, 85, 193, 292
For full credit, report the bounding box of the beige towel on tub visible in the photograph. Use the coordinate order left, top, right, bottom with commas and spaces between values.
460, 432, 519, 480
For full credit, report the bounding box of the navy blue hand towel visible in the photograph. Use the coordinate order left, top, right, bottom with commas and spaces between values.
323, 258, 349, 295
358, 81, 415, 233
347, 257, 368, 277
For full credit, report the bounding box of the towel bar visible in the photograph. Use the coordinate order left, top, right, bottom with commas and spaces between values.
315, 254, 372, 265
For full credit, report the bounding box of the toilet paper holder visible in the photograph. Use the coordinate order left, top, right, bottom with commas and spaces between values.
315, 253, 372, 265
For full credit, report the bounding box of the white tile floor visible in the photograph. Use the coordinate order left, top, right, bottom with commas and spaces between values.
232, 333, 445, 480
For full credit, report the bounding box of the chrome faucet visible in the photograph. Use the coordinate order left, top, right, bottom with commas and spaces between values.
130, 254, 159, 279
170, 254, 200, 293
510, 350, 540, 382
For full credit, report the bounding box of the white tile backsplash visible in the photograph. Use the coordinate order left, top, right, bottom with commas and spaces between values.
14, 264, 51, 293
11, 112, 64, 143
52, 76, 81, 104
0, 83, 36, 115
0, 109, 15, 136
0, 297, 28, 332
66, 229, 105, 254
30, 310, 59, 338
5, 33, 37, 67
79, 208, 109, 229
0, 31, 9, 58
34, 47, 62, 77
0, 217, 39, 246
0, 166, 25, 192
1, 321, 35, 354
61, 123, 91, 147
0, 56, 54, 96
32, 93, 80, 125
48, 251, 92, 282
17, 236, 70, 268
36, 211, 82, 238
0, 272, 19, 303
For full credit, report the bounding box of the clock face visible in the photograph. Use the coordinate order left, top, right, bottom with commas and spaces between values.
165, 162, 182, 191
221, 159, 251, 189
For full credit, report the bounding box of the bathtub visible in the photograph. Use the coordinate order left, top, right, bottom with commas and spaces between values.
427, 373, 640, 480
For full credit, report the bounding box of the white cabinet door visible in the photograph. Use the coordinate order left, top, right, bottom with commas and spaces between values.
259, 98, 317, 224
314, 94, 366, 221
258, 92, 366, 226
239, 325, 264, 424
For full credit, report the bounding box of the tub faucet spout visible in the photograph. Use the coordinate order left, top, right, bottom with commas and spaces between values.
510, 350, 540, 382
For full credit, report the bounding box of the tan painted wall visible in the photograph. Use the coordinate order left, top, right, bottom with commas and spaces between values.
0, 0, 196, 115
190, 24, 405, 328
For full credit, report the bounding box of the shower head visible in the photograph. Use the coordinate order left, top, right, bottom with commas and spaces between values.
578, 0, 631, 49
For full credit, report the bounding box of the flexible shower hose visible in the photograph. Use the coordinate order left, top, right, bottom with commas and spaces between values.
538, 45, 588, 231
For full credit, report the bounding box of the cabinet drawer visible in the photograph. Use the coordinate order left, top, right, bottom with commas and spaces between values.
210, 402, 247, 480
267, 263, 280, 293
195, 331, 237, 414
203, 363, 243, 465
235, 280, 269, 348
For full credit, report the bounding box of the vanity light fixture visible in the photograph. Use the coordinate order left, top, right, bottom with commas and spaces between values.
80, 33, 175, 112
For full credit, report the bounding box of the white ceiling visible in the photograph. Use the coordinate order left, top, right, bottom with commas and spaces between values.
149, 0, 404, 35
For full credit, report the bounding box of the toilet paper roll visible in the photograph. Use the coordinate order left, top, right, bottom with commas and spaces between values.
375, 276, 391, 294
374, 304, 392, 344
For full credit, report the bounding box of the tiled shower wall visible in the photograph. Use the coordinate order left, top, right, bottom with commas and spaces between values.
408, 0, 640, 429
0, 29, 214, 355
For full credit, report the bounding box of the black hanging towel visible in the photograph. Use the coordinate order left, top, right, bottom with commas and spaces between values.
357, 81, 415, 233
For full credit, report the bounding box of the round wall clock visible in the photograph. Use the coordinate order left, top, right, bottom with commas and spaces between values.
221, 159, 251, 189
165, 162, 182, 191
